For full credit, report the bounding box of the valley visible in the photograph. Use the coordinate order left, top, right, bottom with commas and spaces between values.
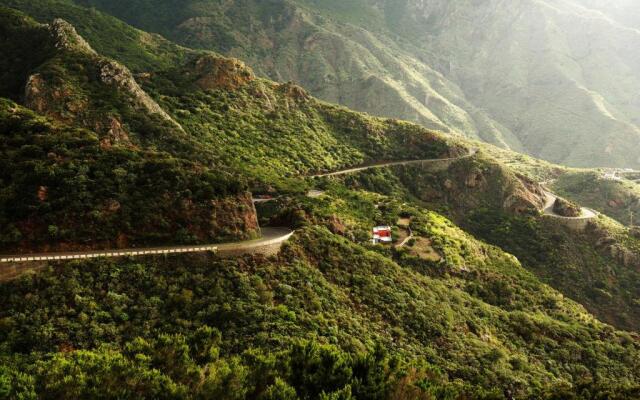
0, 2, 639, 399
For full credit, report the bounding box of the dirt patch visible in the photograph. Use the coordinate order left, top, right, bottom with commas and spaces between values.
397, 218, 411, 227
407, 237, 442, 262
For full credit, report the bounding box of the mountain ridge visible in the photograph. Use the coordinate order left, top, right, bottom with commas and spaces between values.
65, 0, 640, 169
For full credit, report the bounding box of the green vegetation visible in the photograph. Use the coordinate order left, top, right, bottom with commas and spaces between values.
1, 222, 640, 398
58, 0, 640, 169
1, 4, 640, 398
0, 6, 460, 250
464, 210, 640, 332
0, 0, 193, 72
322, 155, 640, 332
142, 64, 460, 189
0, 99, 247, 251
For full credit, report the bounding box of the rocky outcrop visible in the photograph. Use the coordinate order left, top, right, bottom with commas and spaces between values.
24, 74, 49, 113
188, 55, 255, 91
48, 19, 96, 55
396, 156, 546, 221
277, 82, 310, 102
24, 19, 183, 138
25, 72, 136, 148
95, 116, 132, 148
503, 177, 546, 214
553, 198, 582, 218
464, 169, 486, 189
327, 214, 346, 236
609, 245, 640, 271
503, 188, 543, 214
97, 59, 181, 129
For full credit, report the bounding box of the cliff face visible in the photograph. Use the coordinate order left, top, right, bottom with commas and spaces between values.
48, 18, 96, 55
209, 192, 261, 242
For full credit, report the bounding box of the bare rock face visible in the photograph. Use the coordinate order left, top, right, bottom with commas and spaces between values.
97, 116, 132, 149
587, 223, 640, 270
443, 179, 454, 190
503, 177, 546, 214
189, 55, 255, 91
104, 199, 121, 213
97, 59, 180, 128
609, 244, 640, 271
48, 19, 96, 55
327, 214, 346, 236
37, 186, 48, 202
503, 188, 542, 214
608, 199, 622, 208
24, 74, 52, 116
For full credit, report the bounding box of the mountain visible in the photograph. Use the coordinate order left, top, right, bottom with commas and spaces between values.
0, 5, 461, 252
59, 0, 640, 169
1, 3, 640, 399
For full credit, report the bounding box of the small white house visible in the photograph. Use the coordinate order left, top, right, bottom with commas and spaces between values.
372, 226, 393, 244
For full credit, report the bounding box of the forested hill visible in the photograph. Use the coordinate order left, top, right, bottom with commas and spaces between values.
1, 2, 640, 399
0, 4, 461, 252
61, 0, 640, 170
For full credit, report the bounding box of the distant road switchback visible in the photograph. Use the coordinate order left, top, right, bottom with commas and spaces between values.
310, 148, 478, 178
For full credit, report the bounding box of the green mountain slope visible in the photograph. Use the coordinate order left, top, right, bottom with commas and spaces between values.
2, 221, 640, 398
1, 5, 640, 399
61, 0, 640, 169
551, 171, 640, 227
10, 0, 522, 148
0, 6, 463, 251
315, 151, 640, 332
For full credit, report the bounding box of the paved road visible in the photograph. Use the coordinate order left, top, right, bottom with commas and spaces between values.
542, 191, 597, 219
0, 227, 293, 264
2, 149, 474, 264
311, 148, 478, 178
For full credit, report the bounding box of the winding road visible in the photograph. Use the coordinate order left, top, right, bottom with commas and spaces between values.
1, 150, 477, 265
542, 191, 597, 219
0, 228, 294, 264
311, 149, 478, 177
0, 146, 598, 265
